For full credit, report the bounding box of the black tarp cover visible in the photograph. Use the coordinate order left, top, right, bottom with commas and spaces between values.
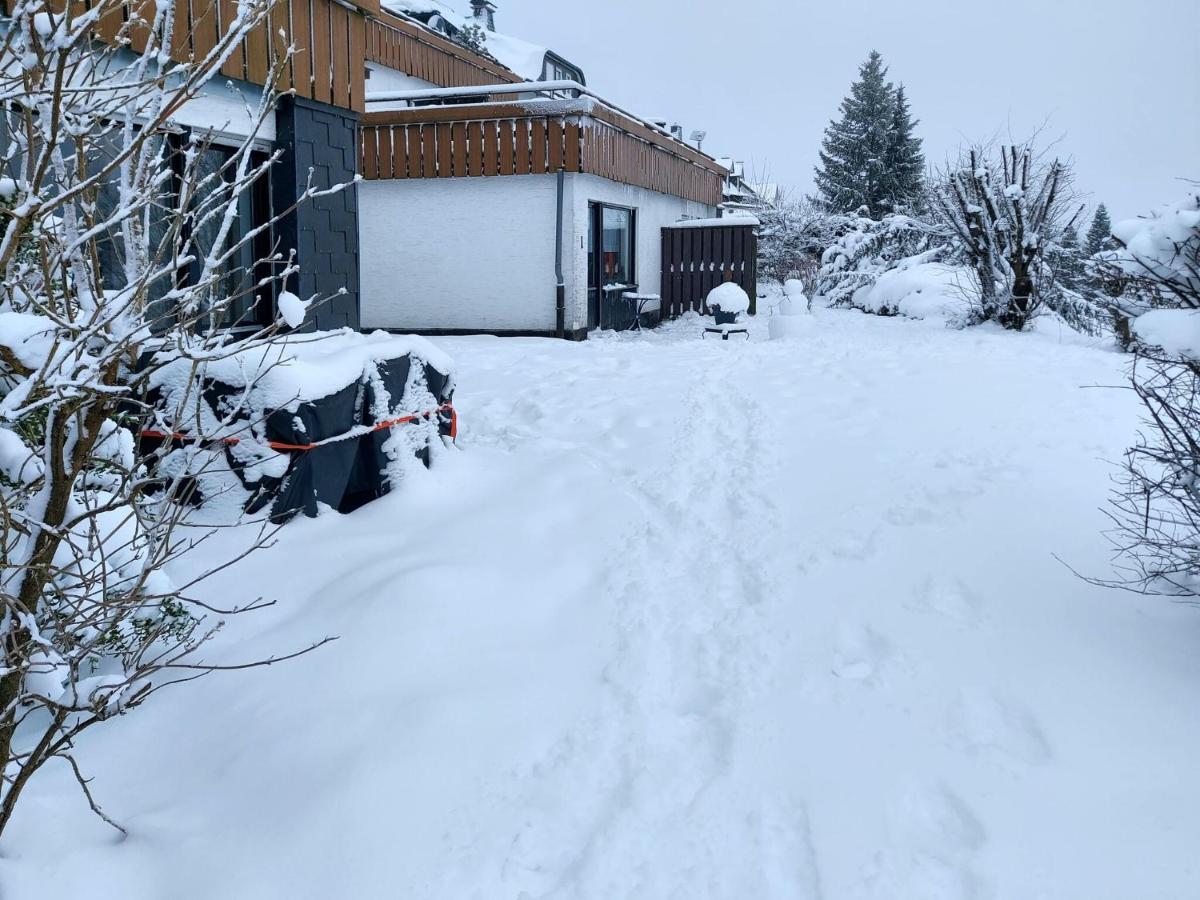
144, 337, 454, 524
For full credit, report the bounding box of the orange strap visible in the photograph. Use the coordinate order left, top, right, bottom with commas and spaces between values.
141, 403, 457, 452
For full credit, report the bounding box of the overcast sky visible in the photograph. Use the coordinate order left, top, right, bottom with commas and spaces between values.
501, 0, 1199, 223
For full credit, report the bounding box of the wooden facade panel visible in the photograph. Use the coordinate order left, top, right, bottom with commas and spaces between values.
364, 11, 519, 89
191, 0, 220, 65
420, 125, 437, 178
267, 2, 291, 93
54, 0, 366, 111
218, 0, 243, 78
482, 121, 498, 175
451, 122, 468, 176
360, 109, 725, 206
330, 3, 351, 109
376, 127, 396, 180
513, 120, 531, 176
467, 122, 484, 176
498, 120, 514, 176
349, 11, 366, 111
309, 0, 332, 104
530, 119, 547, 174
245, 14, 271, 85
546, 119, 563, 172
95, 1, 125, 44
361, 123, 378, 179
435, 123, 452, 176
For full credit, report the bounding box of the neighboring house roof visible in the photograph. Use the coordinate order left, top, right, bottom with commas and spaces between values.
380, 0, 577, 82
483, 31, 550, 81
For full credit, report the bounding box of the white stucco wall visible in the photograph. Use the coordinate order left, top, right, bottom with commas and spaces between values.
359, 169, 714, 335
566, 174, 714, 327
364, 63, 437, 110
360, 174, 563, 332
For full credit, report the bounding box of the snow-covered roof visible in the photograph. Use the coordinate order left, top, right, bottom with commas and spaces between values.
482, 30, 548, 81
381, 0, 553, 81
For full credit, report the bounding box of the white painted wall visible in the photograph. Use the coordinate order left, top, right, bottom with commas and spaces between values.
364, 63, 437, 111
359, 168, 714, 335
565, 174, 714, 329
361, 174, 563, 332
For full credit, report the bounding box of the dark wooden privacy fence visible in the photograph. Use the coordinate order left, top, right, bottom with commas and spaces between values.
366, 10, 520, 88
660, 221, 758, 319
360, 103, 726, 207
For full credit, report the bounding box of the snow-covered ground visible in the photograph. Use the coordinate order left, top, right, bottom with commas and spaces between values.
7, 308, 1200, 899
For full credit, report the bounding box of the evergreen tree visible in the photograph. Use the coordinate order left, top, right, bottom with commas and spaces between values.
814, 51, 898, 218
884, 84, 925, 212
1054, 226, 1086, 292
1085, 204, 1114, 256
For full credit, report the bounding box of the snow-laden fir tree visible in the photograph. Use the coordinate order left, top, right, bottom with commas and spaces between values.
815, 51, 899, 218
884, 85, 925, 212
1052, 226, 1086, 293
1085, 204, 1115, 256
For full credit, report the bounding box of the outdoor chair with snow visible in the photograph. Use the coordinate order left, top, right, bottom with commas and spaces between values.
702, 282, 752, 341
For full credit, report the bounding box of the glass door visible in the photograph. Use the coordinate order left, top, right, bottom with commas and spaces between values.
587, 202, 636, 330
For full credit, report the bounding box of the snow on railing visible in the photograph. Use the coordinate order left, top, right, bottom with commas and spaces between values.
365, 80, 696, 152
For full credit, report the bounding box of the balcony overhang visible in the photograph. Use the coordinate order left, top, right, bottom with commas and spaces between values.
359, 83, 727, 207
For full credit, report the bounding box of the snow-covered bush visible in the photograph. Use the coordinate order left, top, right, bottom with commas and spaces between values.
851, 260, 975, 324
1097, 193, 1200, 347
0, 0, 345, 836
816, 213, 946, 314
1094, 191, 1200, 600
755, 196, 848, 294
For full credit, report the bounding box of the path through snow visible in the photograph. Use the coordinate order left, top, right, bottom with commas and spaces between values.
7, 310, 1199, 899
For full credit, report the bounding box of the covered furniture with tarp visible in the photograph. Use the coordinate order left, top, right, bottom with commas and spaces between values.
143, 332, 455, 523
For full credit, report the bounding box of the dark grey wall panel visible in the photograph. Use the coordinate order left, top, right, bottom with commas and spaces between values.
274, 96, 361, 331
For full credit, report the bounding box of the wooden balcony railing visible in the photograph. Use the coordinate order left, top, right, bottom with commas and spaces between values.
359, 101, 726, 207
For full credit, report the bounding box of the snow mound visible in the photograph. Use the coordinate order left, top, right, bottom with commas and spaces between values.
1132, 308, 1200, 358
768, 314, 806, 341
0, 311, 57, 369
852, 263, 973, 323
669, 214, 760, 229
1112, 195, 1200, 269
151, 329, 453, 412
707, 282, 751, 315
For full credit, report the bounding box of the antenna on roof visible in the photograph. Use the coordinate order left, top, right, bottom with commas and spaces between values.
689, 129, 707, 152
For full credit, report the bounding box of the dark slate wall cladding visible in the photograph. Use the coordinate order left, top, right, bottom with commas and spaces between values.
274, 96, 361, 331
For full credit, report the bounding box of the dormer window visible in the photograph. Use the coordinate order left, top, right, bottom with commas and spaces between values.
544, 55, 583, 85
